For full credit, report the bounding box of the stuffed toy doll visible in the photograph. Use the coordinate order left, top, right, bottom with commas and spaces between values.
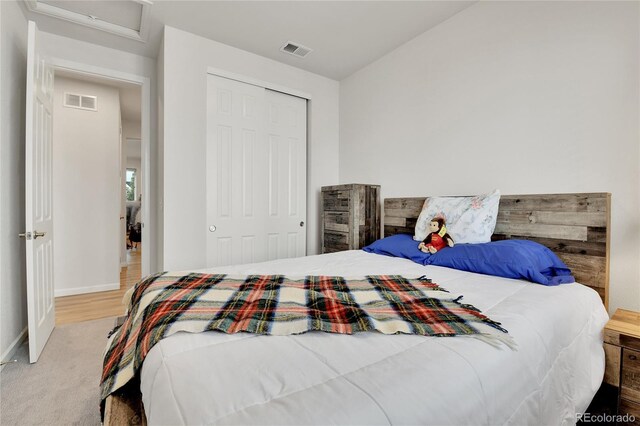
418, 217, 455, 254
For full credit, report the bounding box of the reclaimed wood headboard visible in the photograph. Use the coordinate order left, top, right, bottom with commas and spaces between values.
384, 193, 611, 309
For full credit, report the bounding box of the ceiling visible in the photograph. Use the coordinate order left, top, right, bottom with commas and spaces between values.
22, 1, 476, 80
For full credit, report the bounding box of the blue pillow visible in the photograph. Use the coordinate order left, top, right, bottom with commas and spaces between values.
427, 240, 575, 285
362, 234, 431, 265
363, 235, 574, 285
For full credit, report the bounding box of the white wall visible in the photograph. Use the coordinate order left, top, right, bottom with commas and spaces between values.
0, 0, 28, 362
40, 31, 159, 274
339, 1, 640, 314
52, 77, 121, 296
161, 26, 340, 271
122, 119, 141, 140
156, 36, 164, 270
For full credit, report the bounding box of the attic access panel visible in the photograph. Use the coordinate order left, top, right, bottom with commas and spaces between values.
24, 0, 152, 42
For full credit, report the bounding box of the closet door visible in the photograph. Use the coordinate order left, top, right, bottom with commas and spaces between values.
264, 89, 307, 261
206, 75, 306, 267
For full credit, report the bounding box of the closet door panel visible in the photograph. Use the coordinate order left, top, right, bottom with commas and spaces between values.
206, 75, 265, 267
264, 89, 307, 259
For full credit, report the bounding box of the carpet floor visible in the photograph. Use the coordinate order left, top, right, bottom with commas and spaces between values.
0, 316, 116, 425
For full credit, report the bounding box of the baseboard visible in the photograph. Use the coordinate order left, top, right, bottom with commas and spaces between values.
55, 282, 120, 298
120, 261, 128, 268
1, 327, 28, 369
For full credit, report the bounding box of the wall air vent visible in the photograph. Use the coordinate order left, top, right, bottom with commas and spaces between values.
64, 92, 98, 111
280, 41, 313, 58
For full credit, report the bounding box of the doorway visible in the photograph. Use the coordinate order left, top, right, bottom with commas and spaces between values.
51, 69, 143, 325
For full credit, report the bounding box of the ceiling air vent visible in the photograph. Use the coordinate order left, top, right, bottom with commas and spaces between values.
64, 93, 98, 111
280, 41, 313, 58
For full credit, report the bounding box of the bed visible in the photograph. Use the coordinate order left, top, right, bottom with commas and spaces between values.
103, 192, 611, 425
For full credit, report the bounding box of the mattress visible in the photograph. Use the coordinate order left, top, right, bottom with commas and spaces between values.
139, 250, 608, 425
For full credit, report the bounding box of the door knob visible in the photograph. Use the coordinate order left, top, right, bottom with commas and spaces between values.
209, 225, 217, 232
18, 231, 44, 240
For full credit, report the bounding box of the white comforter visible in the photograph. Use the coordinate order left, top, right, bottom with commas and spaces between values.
140, 250, 608, 425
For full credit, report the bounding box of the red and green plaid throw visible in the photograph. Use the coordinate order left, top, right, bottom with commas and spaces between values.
100, 273, 512, 401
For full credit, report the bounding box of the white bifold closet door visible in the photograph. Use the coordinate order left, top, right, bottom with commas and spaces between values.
206, 74, 307, 267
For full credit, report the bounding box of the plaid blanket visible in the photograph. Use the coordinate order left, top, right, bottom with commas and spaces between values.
100, 273, 512, 401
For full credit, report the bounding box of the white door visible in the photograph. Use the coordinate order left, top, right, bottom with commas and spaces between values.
23, 21, 55, 363
264, 89, 307, 260
206, 74, 307, 267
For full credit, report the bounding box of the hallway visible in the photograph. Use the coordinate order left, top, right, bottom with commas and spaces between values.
55, 249, 142, 325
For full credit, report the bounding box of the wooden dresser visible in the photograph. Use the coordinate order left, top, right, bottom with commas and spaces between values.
604, 309, 640, 424
321, 184, 380, 253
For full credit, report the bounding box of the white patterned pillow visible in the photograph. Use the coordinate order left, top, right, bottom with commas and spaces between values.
413, 190, 501, 244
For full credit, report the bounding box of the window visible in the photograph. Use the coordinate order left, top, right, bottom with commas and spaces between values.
126, 168, 136, 201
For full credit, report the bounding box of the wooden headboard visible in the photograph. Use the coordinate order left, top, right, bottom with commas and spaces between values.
384, 193, 611, 309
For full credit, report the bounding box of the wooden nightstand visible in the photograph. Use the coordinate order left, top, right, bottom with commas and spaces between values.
604, 309, 640, 424
320, 184, 380, 253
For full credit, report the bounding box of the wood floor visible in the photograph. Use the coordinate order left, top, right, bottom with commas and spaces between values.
55, 249, 142, 325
